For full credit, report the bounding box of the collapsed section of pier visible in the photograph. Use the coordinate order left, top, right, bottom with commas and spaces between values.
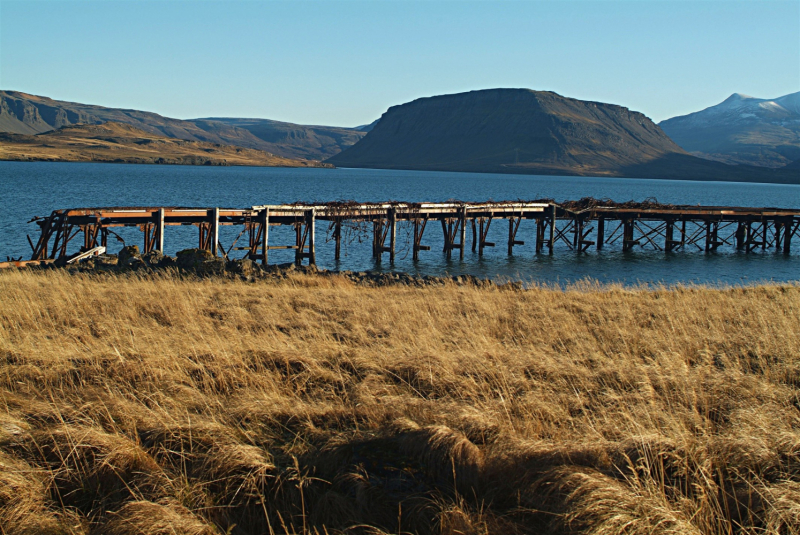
8, 200, 800, 267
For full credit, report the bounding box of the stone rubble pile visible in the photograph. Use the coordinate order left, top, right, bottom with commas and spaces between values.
37, 247, 517, 289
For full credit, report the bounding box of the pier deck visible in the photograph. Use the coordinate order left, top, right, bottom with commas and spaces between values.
6, 200, 800, 266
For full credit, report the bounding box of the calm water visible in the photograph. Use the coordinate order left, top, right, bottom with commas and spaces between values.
1, 161, 799, 286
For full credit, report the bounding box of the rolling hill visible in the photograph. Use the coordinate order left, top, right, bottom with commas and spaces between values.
196, 117, 366, 160
0, 91, 365, 161
0, 121, 332, 167
328, 89, 799, 183
659, 92, 800, 168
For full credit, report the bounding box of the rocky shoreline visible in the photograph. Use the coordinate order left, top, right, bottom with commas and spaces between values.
20, 246, 513, 288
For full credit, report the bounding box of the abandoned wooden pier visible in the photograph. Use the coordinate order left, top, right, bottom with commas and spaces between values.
8, 200, 800, 267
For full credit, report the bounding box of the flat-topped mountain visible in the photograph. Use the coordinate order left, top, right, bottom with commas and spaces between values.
329, 89, 798, 183
0, 121, 331, 167
659, 92, 800, 168
0, 91, 364, 161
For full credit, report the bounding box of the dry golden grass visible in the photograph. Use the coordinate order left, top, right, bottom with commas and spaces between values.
0, 269, 799, 534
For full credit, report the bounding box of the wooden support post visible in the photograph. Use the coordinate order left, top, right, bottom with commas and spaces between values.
459, 207, 467, 260
101, 228, 108, 249
389, 207, 396, 263
441, 218, 450, 257
373, 218, 389, 261
60, 224, 71, 258
775, 222, 782, 252
665, 220, 674, 252
156, 208, 165, 253
535, 218, 542, 253
623, 219, 638, 252
412, 217, 429, 261
681, 221, 686, 247
307, 209, 316, 265
413, 220, 420, 261
784, 222, 793, 254
471, 219, 477, 252
334, 220, 342, 261
142, 224, 151, 253
597, 218, 605, 250
295, 221, 304, 265
710, 222, 720, 251
478, 216, 494, 256
746, 222, 753, 252
373, 220, 380, 258
549, 205, 556, 254
508, 218, 515, 255
573, 219, 583, 252
505, 216, 524, 255
478, 219, 484, 256
762, 222, 767, 251
210, 208, 220, 256
261, 209, 269, 265
735, 222, 746, 250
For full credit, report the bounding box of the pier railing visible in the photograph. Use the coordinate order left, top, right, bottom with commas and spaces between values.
11, 200, 800, 266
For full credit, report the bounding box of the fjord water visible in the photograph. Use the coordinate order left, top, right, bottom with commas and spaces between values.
1, 161, 798, 286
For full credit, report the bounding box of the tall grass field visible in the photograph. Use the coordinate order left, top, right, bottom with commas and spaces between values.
1, 270, 799, 534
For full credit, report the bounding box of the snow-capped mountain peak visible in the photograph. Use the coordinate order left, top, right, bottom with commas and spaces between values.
659, 90, 800, 168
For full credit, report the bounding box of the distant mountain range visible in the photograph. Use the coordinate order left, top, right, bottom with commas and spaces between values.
659, 92, 800, 168
2, 88, 798, 183
0, 91, 365, 161
329, 89, 798, 183
0, 122, 330, 167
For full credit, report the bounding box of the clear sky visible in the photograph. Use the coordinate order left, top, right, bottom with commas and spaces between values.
1, 0, 798, 127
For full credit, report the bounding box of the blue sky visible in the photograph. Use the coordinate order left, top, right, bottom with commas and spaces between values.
1, 0, 798, 127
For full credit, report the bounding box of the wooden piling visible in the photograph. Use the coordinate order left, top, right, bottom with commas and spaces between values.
597, 218, 605, 250
573, 219, 582, 251
307, 209, 316, 265
508, 218, 515, 255
471, 219, 477, 252
736, 222, 746, 250
665, 220, 675, 252
295, 222, 302, 264
210, 208, 219, 256
459, 207, 467, 260
389, 207, 396, 263
156, 208, 165, 253
622, 220, 637, 252
549, 205, 556, 254
412, 217, 429, 261
681, 221, 686, 247
372, 220, 380, 258
785, 222, 793, 254
334, 220, 342, 261
260, 209, 269, 265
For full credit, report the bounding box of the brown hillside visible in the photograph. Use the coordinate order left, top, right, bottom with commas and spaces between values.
0, 91, 365, 160
0, 121, 332, 167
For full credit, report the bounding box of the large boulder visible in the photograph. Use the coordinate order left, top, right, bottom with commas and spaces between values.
141, 250, 175, 268
226, 258, 255, 275
176, 249, 225, 274
118, 245, 141, 267
176, 248, 213, 269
